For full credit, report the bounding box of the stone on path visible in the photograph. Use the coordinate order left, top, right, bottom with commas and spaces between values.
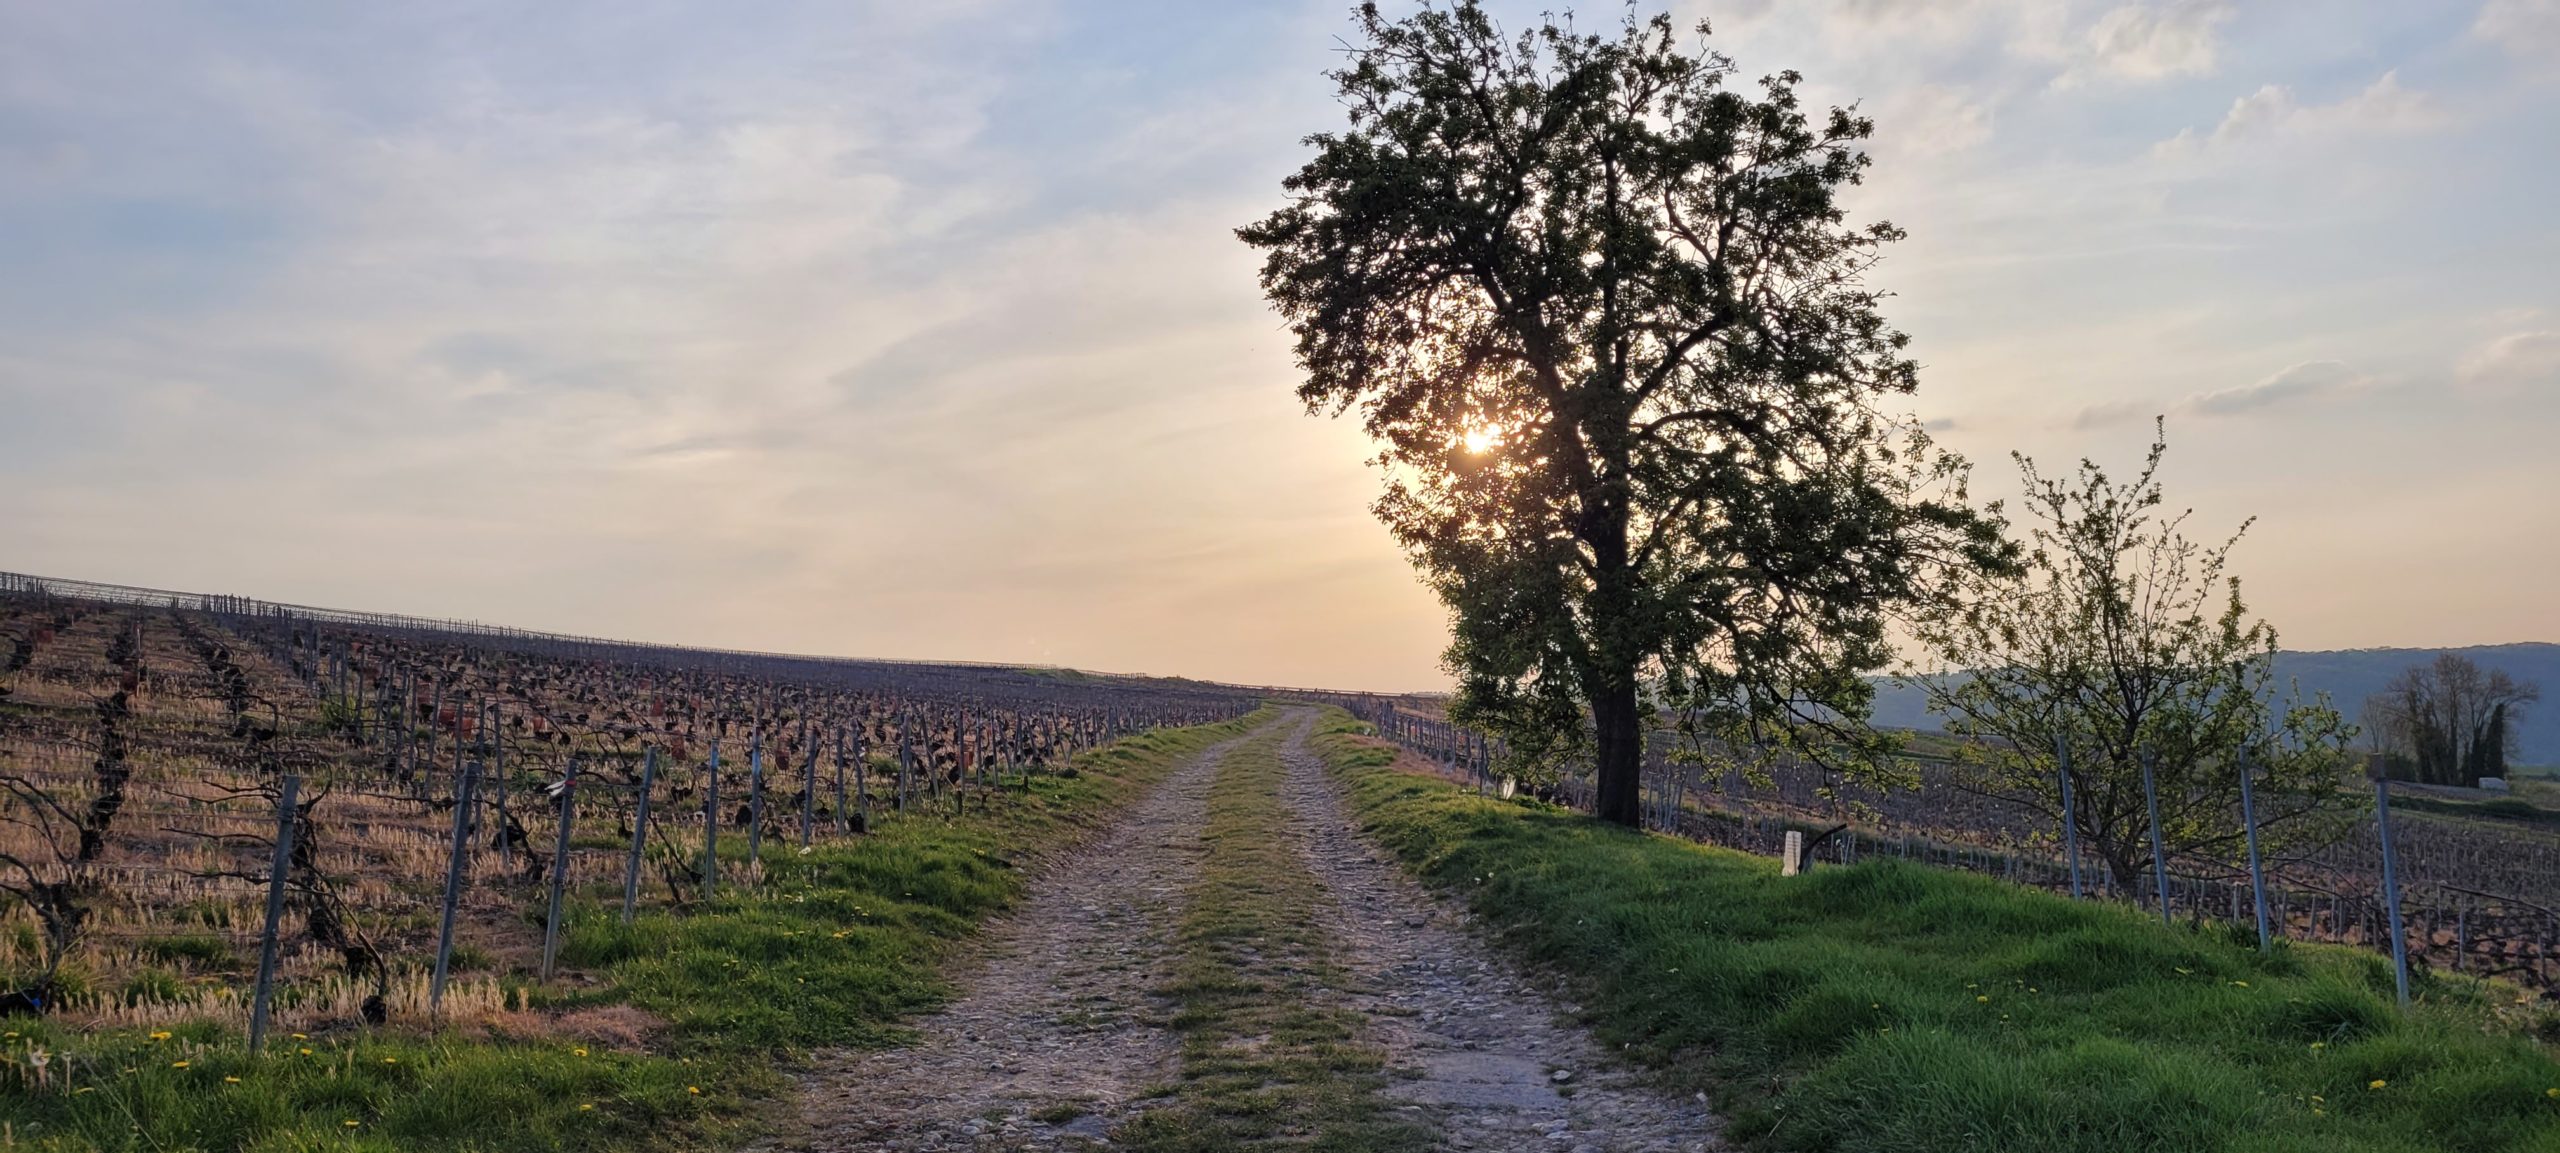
1271, 710, 1725, 1152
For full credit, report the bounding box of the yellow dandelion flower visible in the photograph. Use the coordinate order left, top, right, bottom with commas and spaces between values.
572, 1047, 588, 1058
2368, 1079, 2387, 1090
299, 1047, 314, 1056
149, 1031, 172, 1042
2232, 980, 2250, 988
383, 1057, 398, 1064
171, 1060, 189, 1068
579, 1103, 595, 1111
2310, 1042, 2325, 1050
344, 1120, 360, 1128
687, 1085, 701, 1095
2546, 1088, 2558, 1099
1975, 995, 1990, 1003
225, 1076, 241, 1084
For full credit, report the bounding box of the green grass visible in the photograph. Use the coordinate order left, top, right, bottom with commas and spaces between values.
1309, 709, 2560, 1153
1116, 721, 1431, 1152
2387, 793, 2559, 832
0, 710, 1267, 1152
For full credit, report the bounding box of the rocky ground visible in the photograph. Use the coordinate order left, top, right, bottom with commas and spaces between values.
785, 709, 1722, 1151
780, 728, 1252, 1151
1274, 712, 1723, 1152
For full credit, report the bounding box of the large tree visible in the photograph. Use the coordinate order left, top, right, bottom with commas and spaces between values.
2363, 654, 2539, 787
1241, 3, 2008, 825
1909, 426, 2360, 889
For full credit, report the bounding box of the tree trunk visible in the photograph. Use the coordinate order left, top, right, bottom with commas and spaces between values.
1584, 434, 1641, 828
2099, 843, 2142, 894
1592, 675, 1644, 827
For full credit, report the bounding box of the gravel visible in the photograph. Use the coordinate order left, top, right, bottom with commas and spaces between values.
1273, 711, 1726, 1152
784, 710, 1727, 1152
783, 728, 1254, 1151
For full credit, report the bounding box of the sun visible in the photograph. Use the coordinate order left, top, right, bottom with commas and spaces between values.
1461, 425, 1498, 453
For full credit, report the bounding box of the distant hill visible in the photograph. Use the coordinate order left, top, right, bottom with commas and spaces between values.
1872, 643, 2560, 769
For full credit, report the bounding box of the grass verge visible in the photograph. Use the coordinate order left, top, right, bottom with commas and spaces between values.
1309, 709, 2560, 1153
1117, 718, 1431, 1152
0, 710, 1267, 1152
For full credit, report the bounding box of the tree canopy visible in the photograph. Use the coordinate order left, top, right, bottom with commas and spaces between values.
2364, 653, 2539, 787
1241, 1, 2009, 824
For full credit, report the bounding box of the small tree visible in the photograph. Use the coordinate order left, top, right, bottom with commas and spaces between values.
1910, 424, 2359, 888
1241, 2, 2008, 825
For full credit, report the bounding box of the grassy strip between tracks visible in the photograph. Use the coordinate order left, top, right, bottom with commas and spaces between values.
0, 708, 1270, 1153
1118, 717, 1432, 1152
1309, 708, 2560, 1153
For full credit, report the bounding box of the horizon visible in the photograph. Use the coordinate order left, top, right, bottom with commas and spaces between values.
4, 1, 2555, 693
7, 565, 2554, 700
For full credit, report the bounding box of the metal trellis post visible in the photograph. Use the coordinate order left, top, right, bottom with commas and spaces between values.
541, 760, 578, 981
2140, 748, 2172, 925
2238, 743, 2273, 953
2055, 734, 2084, 900
430, 760, 483, 1014
2374, 774, 2412, 1008
623, 747, 655, 924
247, 773, 300, 1053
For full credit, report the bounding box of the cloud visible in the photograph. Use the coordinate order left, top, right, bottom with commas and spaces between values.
2186, 360, 2361, 415
2080, 2, 2233, 82
2153, 70, 2443, 156
2073, 399, 2158, 430
1878, 85, 1996, 158
2070, 361, 2362, 430
2459, 330, 2560, 389
2474, 0, 2560, 59
4, 2, 2559, 688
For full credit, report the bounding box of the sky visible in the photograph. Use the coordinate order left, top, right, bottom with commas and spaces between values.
1, 1, 2554, 692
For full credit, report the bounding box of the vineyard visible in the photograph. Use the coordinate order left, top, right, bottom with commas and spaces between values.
0, 572, 1253, 1046
1350, 699, 2560, 995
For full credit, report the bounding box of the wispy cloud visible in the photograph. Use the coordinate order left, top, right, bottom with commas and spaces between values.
2076, 2, 2233, 83
2474, 0, 2560, 60
1, 1, 2555, 678
2073, 399, 2158, 430
2070, 360, 2365, 430
2460, 330, 2560, 390
2186, 360, 2363, 415
2153, 70, 2442, 157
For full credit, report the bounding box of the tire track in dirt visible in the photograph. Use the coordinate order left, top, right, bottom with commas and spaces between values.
784, 721, 1270, 1151
1273, 710, 1726, 1153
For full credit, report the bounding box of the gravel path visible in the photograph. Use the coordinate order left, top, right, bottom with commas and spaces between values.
1273, 711, 1726, 1153
785, 724, 1262, 1152
788, 710, 1722, 1152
